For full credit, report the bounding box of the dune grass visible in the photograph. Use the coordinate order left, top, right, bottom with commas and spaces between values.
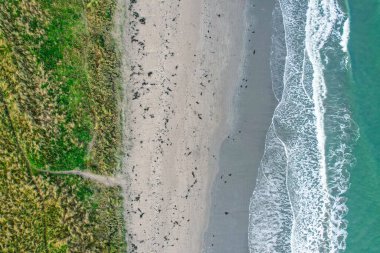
0, 0, 126, 251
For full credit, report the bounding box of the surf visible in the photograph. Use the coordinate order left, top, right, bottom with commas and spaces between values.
248, 0, 358, 252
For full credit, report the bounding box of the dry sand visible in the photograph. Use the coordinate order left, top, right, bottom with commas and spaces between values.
115, 0, 247, 252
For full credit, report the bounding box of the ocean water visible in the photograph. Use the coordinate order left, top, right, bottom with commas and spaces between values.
346, 0, 380, 252
248, 0, 361, 252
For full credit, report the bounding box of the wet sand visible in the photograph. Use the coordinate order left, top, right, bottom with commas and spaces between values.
202, 0, 277, 252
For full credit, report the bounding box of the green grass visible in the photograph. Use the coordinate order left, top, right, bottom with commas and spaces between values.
0, 0, 126, 251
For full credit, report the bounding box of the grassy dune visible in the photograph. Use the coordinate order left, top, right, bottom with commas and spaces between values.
0, 0, 126, 251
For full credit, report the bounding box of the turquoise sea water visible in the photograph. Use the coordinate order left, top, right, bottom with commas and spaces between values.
248, 0, 380, 252
346, 0, 380, 252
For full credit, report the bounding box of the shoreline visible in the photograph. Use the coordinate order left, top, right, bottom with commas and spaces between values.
202, 0, 277, 252
116, 0, 248, 252
201, 0, 249, 250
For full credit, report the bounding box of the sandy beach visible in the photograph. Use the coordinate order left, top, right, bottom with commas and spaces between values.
116, 0, 247, 252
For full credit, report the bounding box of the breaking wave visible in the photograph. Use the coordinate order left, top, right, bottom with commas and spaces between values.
248, 1, 358, 252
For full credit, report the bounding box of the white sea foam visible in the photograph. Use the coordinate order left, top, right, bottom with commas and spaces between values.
270, 1, 286, 102
249, 0, 357, 252
340, 19, 350, 53
248, 124, 292, 252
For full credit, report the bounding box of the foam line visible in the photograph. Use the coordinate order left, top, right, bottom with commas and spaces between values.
249, 0, 357, 252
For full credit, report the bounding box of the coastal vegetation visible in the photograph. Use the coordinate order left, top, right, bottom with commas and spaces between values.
0, 0, 126, 251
